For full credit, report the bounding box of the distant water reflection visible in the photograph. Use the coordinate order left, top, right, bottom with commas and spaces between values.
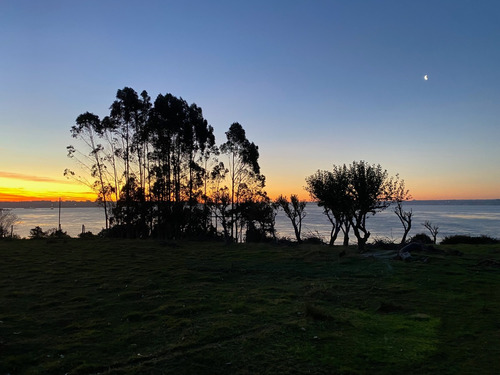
7, 202, 500, 242
277, 202, 500, 243
10, 207, 106, 238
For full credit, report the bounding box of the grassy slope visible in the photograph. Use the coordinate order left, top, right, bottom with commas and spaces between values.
1, 239, 499, 374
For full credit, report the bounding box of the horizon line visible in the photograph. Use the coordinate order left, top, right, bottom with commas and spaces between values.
1, 198, 499, 204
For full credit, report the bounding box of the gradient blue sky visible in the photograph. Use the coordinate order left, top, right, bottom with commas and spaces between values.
1, 0, 499, 200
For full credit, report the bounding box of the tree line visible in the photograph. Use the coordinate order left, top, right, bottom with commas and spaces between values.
66, 87, 412, 250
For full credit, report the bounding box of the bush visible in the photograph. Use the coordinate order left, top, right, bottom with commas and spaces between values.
78, 231, 95, 239
411, 233, 434, 245
245, 224, 272, 243
46, 228, 71, 239
440, 235, 499, 245
302, 236, 325, 245
29, 226, 46, 239
369, 236, 398, 250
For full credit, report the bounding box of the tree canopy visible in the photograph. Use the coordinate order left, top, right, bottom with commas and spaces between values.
67, 87, 270, 241
307, 161, 403, 251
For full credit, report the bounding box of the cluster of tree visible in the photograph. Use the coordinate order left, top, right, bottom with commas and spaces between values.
28, 226, 70, 239
0, 209, 17, 238
66, 87, 273, 241
66, 88, 415, 248
306, 161, 412, 251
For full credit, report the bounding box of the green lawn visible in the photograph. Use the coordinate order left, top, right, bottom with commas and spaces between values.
1, 239, 499, 374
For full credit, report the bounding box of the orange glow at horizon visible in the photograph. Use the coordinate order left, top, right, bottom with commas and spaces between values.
0, 171, 97, 202
0, 188, 97, 202
1, 170, 497, 203
264, 179, 499, 202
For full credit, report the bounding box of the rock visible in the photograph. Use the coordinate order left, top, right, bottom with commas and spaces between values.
400, 242, 423, 253
399, 251, 412, 260
397, 242, 422, 260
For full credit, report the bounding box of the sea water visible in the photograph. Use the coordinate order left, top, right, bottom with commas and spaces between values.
6, 201, 500, 241
289, 201, 500, 244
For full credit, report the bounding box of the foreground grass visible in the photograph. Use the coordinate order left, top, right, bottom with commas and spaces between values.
1, 239, 499, 374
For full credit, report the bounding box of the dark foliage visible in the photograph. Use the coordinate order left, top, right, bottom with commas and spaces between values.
69, 87, 273, 241
306, 161, 404, 250
78, 231, 95, 239
302, 235, 325, 245
368, 237, 399, 250
47, 229, 71, 239
441, 235, 499, 245
411, 233, 434, 244
29, 226, 46, 239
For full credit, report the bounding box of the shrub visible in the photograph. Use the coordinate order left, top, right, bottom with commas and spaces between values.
411, 233, 433, 245
78, 231, 95, 239
245, 225, 272, 243
369, 236, 398, 250
302, 230, 325, 245
302, 236, 325, 245
440, 235, 499, 245
29, 226, 46, 239
46, 228, 71, 239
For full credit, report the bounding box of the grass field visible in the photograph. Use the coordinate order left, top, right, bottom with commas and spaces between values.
1, 239, 499, 374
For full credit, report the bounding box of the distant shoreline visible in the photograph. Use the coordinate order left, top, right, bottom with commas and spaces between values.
0, 200, 99, 208
407, 199, 500, 205
1, 199, 499, 209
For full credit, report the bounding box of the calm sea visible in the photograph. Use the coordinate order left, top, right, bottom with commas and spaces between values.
280, 201, 500, 244
6, 201, 500, 242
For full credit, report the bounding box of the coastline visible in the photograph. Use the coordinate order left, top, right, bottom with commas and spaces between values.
2, 199, 499, 209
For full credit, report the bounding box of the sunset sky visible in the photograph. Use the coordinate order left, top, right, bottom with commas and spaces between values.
1, 0, 499, 201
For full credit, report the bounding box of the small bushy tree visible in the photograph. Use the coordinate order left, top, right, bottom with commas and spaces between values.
29, 226, 46, 239
423, 221, 439, 244
307, 161, 403, 251
306, 166, 351, 246
276, 194, 307, 243
391, 175, 413, 244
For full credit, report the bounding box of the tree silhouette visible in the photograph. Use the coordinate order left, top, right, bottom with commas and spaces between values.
348, 161, 393, 251
66, 112, 113, 229
220, 122, 264, 241
391, 176, 413, 244
67, 88, 271, 241
147, 93, 215, 238
423, 221, 439, 244
276, 194, 306, 243
306, 166, 352, 246
0, 209, 17, 238
307, 161, 398, 251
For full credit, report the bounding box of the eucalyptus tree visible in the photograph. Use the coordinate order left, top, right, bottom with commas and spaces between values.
66, 112, 113, 229
276, 194, 307, 243
99, 115, 122, 202
220, 122, 265, 241
67, 87, 218, 239
146, 93, 216, 238
185, 102, 216, 205
106, 87, 159, 237
135, 90, 152, 194
109, 87, 142, 186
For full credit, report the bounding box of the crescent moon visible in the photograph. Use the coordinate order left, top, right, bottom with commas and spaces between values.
424, 75, 428, 80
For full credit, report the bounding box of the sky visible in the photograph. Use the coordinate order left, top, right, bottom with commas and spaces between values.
1, 0, 499, 201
